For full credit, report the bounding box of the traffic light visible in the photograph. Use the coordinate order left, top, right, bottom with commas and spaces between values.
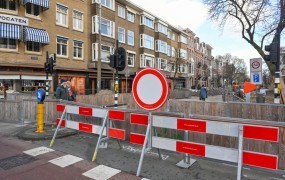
44, 62, 50, 73
116, 47, 126, 71
48, 57, 54, 74
109, 54, 117, 69
264, 41, 278, 63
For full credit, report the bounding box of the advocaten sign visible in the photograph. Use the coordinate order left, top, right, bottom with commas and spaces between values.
0, 14, 28, 26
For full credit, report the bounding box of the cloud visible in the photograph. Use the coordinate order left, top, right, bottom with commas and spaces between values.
129, 0, 208, 31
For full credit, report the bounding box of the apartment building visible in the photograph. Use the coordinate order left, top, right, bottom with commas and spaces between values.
0, 0, 214, 94
0, 0, 91, 94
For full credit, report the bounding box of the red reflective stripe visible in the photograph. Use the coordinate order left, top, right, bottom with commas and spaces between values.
109, 110, 125, 121
176, 141, 205, 157
79, 107, 92, 116
56, 118, 66, 127
243, 125, 279, 142
56, 104, 65, 112
177, 119, 206, 132
130, 133, 145, 145
130, 114, 148, 125
79, 123, 93, 133
243, 151, 278, 170
109, 128, 125, 140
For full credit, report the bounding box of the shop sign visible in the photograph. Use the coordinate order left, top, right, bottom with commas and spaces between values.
0, 14, 28, 26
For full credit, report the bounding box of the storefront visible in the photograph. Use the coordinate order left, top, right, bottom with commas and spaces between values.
58, 76, 86, 95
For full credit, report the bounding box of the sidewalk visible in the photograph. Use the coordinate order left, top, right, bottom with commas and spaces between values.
178, 95, 223, 102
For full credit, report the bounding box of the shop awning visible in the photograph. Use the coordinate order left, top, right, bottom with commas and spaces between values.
24, 27, 50, 44
21, 75, 52, 81
0, 75, 21, 80
0, 23, 21, 40
23, 0, 49, 9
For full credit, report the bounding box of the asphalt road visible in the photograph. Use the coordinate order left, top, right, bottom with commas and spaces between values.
1, 122, 284, 180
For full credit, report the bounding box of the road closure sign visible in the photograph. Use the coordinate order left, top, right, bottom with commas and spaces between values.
250, 58, 262, 72
132, 68, 169, 111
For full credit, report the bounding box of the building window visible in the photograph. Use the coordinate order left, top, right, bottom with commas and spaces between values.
140, 34, 154, 50
57, 37, 68, 57
179, 64, 187, 73
26, 41, 40, 52
167, 45, 171, 56
92, 43, 113, 62
93, 0, 114, 10
156, 23, 167, 35
155, 40, 167, 54
118, 27, 125, 43
92, 16, 115, 38
0, 38, 17, 50
0, 0, 16, 11
127, 30, 134, 46
168, 62, 175, 72
127, 52, 135, 67
56, 4, 68, 27
141, 16, 154, 28
179, 49, 187, 59
140, 54, 154, 68
73, 10, 83, 31
172, 33, 175, 41
167, 30, 171, 39
73, 41, 83, 59
118, 5, 125, 18
179, 35, 187, 44
26, 4, 40, 16
157, 58, 167, 71
171, 47, 175, 57
127, 11, 135, 22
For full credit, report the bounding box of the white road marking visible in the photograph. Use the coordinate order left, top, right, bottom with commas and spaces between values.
141, 178, 151, 180
222, 163, 250, 170
270, 177, 284, 180
49, 154, 83, 168
23, 146, 54, 157
82, 165, 121, 180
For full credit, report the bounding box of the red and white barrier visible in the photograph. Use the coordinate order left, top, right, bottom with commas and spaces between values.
55, 104, 108, 136
152, 115, 279, 171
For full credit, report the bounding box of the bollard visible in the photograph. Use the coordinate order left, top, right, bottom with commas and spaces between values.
36, 88, 46, 133
36, 102, 45, 133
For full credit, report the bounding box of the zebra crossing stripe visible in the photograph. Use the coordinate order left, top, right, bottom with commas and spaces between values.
82, 165, 121, 180
23, 146, 54, 157
49, 154, 83, 168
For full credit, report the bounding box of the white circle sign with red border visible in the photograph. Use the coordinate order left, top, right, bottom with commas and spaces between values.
132, 68, 169, 111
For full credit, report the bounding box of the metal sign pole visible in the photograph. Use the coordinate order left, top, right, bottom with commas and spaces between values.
237, 125, 244, 180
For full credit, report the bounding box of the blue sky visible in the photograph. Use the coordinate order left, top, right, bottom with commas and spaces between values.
130, 0, 285, 70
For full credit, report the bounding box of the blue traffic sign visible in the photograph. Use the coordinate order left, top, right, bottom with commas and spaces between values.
253, 73, 260, 83
37, 88, 46, 103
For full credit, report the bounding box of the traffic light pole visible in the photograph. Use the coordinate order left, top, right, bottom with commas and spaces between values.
274, 28, 281, 104
46, 51, 49, 97
114, 40, 119, 108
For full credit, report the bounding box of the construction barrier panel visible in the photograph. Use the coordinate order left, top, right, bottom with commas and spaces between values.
51, 101, 282, 180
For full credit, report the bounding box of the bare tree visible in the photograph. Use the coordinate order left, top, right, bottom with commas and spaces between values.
167, 48, 184, 88
217, 54, 248, 84
203, 0, 285, 75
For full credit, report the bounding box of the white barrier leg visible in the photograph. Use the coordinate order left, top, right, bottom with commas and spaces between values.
154, 127, 162, 159
50, 108, 66, 147
92, 111, 109, 161
237, 125, 244, 180
176, 130, 197, 168
136, 123, 151, 177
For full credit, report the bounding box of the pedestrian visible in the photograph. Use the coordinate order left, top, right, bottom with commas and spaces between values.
199, 85, 207, 101
66, 81, 76, 102
55, 79, 68, 100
